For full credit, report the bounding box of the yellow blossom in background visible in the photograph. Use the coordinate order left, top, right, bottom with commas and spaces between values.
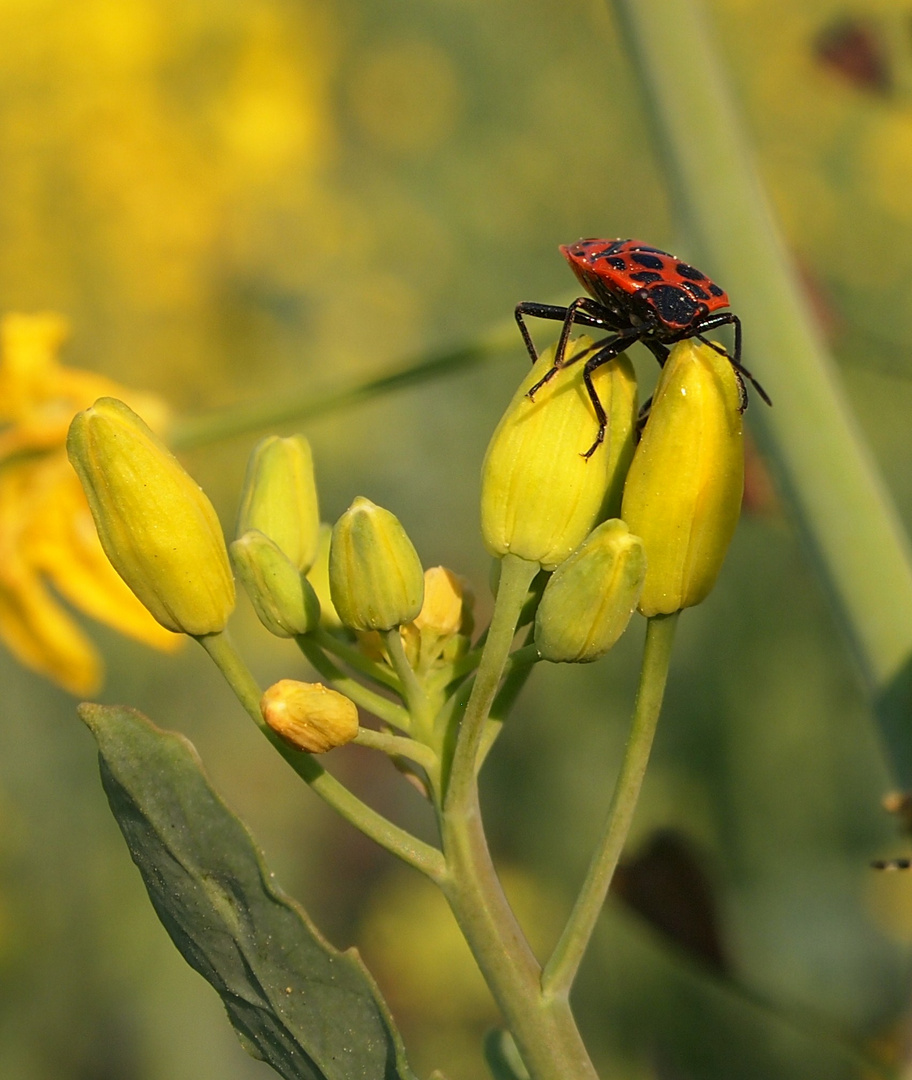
0, 312, 179, 695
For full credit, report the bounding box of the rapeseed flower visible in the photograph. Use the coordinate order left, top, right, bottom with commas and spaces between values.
0, 313, 178, 694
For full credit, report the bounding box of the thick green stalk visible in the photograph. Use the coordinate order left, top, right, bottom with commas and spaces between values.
610, 0, 912, 785
440, 810, 600, 1080
438, 554, 598, 1079
542, 613, 678, 1001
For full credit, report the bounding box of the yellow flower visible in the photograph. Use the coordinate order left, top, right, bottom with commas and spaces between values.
0, 313, 178, 695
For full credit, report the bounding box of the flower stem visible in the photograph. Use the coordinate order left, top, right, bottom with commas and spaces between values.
353, 727, 438, 773
197, 631, 444, 881
437, 554, 598, 1079
542, 611, 679, 1001
440, 808, 599, 1080
314, 627, 401, 692
444, 553, 538, 803
296, 635, 410, 731
383, 627, 428, 721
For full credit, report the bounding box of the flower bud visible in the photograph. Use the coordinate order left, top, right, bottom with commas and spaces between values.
329, 497, 424, 631
621, 339, 744, 617
305, 523, 342, 628
231, 530, 320, 637
534, 519, 645, 662
236, 435, 320, 571
261, 679, 358, 753
67, 397, 235, 636
414, 566, 471, 638
481, 336, 637, 570
401, 566, 473, 667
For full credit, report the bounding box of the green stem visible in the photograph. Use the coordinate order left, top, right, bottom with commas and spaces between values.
436, 554, 597, 1079
383, 627, 428, 721
444, 553, 539, 807
296, 636, 410, 732
197, 632, 444, 881
477, 643, 540, 770
314, 628, 402, 692
609, 0, 912, 786
440, 809, 600, 1080
353, 727, 438, 773
542, 612, 679, 1001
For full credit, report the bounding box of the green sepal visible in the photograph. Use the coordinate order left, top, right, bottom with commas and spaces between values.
78, 703, 416, 1080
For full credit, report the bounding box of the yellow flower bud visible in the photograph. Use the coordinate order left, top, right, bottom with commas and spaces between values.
236, 435, 320, 572
414, 566, 470, 638
67, 397, 235, 636
305, 523, 342, 629
481, 336, 637, 570
401, 566, 473, 668
534, 519, 645, 663
230, 530, 320, 637
329, 497, 424, 631
261, 679, 358, 753
621, 340, 744, 617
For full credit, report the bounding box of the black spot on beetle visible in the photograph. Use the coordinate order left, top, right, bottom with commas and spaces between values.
682, 281, 709, 301
629, 271, 663, 284
675, 262, 707, 281
708, 283, 725, 298
630, 252, 665, 270
647, 284, 700, 328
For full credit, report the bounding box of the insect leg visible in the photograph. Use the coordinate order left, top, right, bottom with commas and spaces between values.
579, 328, 645, 458
695, 314, 771, 407
514, 299, 613, 364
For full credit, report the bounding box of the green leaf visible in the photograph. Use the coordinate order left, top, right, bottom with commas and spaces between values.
79, 702, 416, 1080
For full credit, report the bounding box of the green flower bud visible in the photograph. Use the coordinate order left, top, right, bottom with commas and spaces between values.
236, 435, 320, 572
329, 497, 424, 631
621, 339, 744, 617
230, 530, 320, 637
261, 679, 359, 753
67, 397, 235, 636
481, 336, 637, 570
535, 519, 645, 662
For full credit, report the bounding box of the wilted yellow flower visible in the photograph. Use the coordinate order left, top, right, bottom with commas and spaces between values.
0, 313, 177, 695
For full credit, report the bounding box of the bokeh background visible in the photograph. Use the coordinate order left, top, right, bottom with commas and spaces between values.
1, 0, 912, 1077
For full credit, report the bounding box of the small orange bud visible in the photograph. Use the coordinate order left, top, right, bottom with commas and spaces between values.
260, 679, 359, 753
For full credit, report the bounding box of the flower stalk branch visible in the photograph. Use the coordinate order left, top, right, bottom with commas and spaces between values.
542, 611, 679, 1001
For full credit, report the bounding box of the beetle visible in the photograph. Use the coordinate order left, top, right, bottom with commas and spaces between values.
515, 238, 770, 458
